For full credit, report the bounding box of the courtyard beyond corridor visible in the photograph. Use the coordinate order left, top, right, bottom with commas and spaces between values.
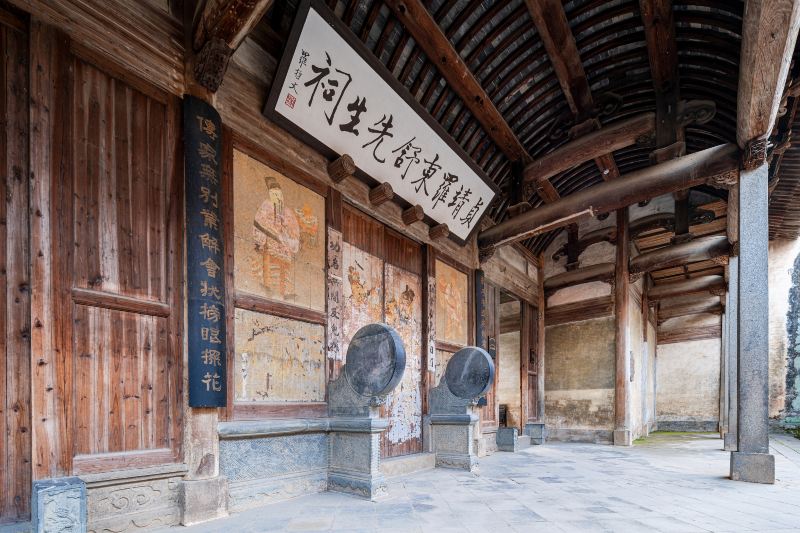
154, 433, 800, 533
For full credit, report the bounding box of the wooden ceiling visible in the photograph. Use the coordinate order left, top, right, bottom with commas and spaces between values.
261, 0, 799, 250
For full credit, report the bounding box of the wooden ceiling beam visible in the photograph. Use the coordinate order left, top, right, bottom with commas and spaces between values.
737, 0, 800, 156
523, 113, 656, 184
478, 143, 740, 248
526, 0, 624, 187
629, 235, 729, 275
192, 0, 273, 92
384, 0, 528, 164
639, 0, 681, 151
384, 0, 562, 203
658, 301, 723, 322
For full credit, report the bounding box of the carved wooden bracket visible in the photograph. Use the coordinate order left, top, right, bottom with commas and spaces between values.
478, 244, 495, 263
742, 138, 768, 170
705, 169, 738, 189
193, 38, 234, 93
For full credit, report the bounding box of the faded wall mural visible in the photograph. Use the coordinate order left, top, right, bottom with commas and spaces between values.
233, 150, 325, 311
384, 265, 423, 452
234, 309, 325, 403
342, 243, 384, 350
434, 349, 456, 387
435, 259, 469, 346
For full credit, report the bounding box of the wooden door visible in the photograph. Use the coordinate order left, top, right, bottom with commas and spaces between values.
383, 229, 423, 457
30, 33, 183, 477
341, 206, 423, 458
477, 272, 499, 432
525, 303, 539, 423
1, 7, 31, 523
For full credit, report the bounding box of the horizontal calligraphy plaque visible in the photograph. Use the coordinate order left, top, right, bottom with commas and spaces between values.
265, 0, 498, 243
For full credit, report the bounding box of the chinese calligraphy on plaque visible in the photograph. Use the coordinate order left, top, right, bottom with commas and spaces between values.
184, 95, 227, 407
265, 2, 497, 242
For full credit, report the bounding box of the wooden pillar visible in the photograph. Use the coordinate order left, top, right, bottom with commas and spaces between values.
731, 163, 774, 483
537, 260, 546, 424
614, 208, 632, 446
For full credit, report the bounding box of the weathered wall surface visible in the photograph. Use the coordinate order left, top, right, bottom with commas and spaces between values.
498, 331, 522, 429
646, 322, 657, 432
768, 238, 800, 420
629, 294, 646, 440
545, 317, 616, 442
656, 338, 720, 431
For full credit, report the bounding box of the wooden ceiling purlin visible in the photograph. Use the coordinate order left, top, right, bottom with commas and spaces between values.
525, 0, 623, 185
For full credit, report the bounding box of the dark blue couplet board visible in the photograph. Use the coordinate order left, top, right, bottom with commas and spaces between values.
184, 95, 227, 407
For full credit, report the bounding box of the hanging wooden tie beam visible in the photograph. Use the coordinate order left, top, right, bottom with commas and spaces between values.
478, 143, 740, 249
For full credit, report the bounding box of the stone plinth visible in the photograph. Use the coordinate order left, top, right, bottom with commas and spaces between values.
430, 413, 479, 471
496, 427, 519, 452
32, 477, 87, 533
730, 451, 775, 484
524, 422, 547, 445
180, 476, 228, 525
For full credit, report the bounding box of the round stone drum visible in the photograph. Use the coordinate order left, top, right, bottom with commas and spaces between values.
345, 323, 406, 397
445, 346, 495, 399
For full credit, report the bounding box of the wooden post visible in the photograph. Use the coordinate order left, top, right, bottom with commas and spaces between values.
537, 257, 546, 432
614, 208, 632, 446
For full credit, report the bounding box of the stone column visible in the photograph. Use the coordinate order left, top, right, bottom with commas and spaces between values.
614, 208, 632, 446
730, 164, 774, 483
719, 311, 728, 440
724, 257, 739, 451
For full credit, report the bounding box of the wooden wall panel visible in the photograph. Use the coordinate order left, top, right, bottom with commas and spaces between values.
31, 23, 182, 477
72, 307, 170, 456
1, 9, 31, 522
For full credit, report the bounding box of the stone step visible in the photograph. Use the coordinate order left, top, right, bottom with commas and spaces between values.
517, 435, 533, 450
381, 452, 435, 478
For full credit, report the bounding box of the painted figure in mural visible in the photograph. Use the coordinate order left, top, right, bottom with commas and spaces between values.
386, 284, 416, 326
347, 265, 372, 305
253, 176, 301, 297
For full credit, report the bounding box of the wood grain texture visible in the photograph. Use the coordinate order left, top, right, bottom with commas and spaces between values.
31, 28, 183, 477
614, 208, 630, 433
658, 324, 721, 344
523, 114, 655, 184
383, 0, 528, 162
737, 0, 800, 147
545, 296, 614, 326
9, 0, 184, 95
1, 13, 31, 521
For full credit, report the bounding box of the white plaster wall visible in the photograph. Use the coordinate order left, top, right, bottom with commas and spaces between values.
498, 331, 522, 429
629, 295, 645, 439
768, 238, 800, 418
656, 338, 721, 425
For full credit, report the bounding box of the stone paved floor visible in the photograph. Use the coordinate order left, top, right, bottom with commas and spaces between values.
157, 432, 800, 533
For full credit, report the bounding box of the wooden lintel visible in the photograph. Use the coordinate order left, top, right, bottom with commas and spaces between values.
401, 204, 425, 225
369, 182, 394, 206
737, 0, 800, 148
523, 113, 656, 184
658, 323, 722, 344
647, 275, 726, 301
629, 235, 730, 275
658, 301, 723, 322
327, 154, 355, 183
543, 262, 615, 293
429, 223, 449, 240
545, 296, 614, 326
479, 143, 740, 248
